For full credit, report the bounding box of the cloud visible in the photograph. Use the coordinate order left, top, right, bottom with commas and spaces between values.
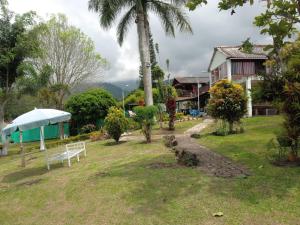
8, 0, 271, 82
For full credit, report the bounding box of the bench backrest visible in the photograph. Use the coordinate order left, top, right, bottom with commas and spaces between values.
66, 141, 85, 152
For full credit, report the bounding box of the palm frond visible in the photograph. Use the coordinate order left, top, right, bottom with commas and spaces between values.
149, 0, 193, 36
88, 0, 134, 29
117, 6, 136, 45
149, 1, 176, 36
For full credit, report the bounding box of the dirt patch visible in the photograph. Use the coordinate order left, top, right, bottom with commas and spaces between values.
146, 162, 182, 169
17, 178, 43, 187
0, 183, 10, 189
173, 136, 250, 178
272, 160, 300, 167
94, 171, 110, 177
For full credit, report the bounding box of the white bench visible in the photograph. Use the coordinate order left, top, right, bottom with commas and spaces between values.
46, 142, 86, 170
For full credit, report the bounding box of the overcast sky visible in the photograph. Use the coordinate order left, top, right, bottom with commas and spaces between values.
8, 0, 271, 83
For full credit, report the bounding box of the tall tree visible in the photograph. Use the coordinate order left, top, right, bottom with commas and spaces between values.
31, 14, 106, 109
139, 33, 164, 88
0, 2, 37, 128
88, 0, 192, 106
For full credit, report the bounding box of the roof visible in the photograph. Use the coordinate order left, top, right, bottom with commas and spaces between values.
217, 45, 268, 59
173, 76, 209, 85
208, 45, 269, 71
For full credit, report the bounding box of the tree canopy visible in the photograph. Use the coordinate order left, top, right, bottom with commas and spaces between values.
65, 88, 117, 133
0, 3, 38, 127
30, 14, 106, 109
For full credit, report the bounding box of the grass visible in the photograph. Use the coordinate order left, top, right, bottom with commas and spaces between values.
0, 116, 300, 224
131, 118, 202, 136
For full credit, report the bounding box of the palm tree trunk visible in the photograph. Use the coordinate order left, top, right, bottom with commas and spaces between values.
136, 10, 153, 106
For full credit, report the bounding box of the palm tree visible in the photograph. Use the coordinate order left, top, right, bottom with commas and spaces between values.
88, 0, 192, 106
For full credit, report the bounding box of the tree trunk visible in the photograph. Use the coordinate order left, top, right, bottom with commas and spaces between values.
136, 9, 153, 106
229, 122, 234, 134
145, 124, 152, 143
58, 91, 65, 140
59, 122, 64, 140
20, 131, 26, 167
0, 104, 5, 130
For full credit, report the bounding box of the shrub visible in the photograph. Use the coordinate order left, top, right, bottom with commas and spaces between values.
176, 112, 184, 120
123, 89, 144, 107
133, 106, 158, 143
65, 88, 117, 134
80, 124, 97, 134
208, 79, 247, 134
89, 130, 107, 142
126, 118, 140, 130
104, 107, 128, 143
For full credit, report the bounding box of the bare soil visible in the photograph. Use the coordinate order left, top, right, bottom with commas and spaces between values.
175, 136, 250, 178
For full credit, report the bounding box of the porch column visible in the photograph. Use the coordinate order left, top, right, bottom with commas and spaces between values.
226, 59, 232, 81
246, 76, 253, 117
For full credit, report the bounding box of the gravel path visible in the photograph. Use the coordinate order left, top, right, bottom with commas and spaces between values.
175, 136, 250, 178
184, 119, 214, 135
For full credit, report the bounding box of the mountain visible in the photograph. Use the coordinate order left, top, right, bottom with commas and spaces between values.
72, 80, 139, 100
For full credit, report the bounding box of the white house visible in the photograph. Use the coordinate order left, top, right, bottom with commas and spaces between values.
208, 45, 270, 117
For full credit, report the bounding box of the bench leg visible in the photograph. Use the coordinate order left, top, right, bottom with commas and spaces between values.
77, 154, 80, 162
68, 158, 71, 167
84, 150, 87, 157
47, 162, 50, 170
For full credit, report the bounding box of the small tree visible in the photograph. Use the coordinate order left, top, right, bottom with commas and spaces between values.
166, 97, 176, 131
105, 107, 128, 143
65, 88, 116, 134
208, 79, 247, 134
162, 84, 177, 130
133, 106, 158, 143
278, 36, 300, 160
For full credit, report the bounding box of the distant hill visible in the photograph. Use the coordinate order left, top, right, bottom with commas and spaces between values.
72, 80, 139, 100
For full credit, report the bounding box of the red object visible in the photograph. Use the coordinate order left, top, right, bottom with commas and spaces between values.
138, 100, 145, 106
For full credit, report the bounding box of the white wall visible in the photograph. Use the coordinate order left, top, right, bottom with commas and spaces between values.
209, 50, 227, 71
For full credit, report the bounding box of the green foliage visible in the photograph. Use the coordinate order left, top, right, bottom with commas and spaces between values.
126, 117, 140, 130
208, 80, 247, 134
89, 0, 192, 45
152, 65, 165, 83
104, 107, 128, 143
66, 88, 117, 134
124, 89, 144, 107
176, 112, 185, 120
186, 0, 207, 10
16, 63, 53, 95
187, 0, 299, 64
133, 105, 158, 143
80, 124, 97, 134
241, 38, 254, 53
279, 36, 300, 158
0, 4, 38, 123
5, 94, 38, 120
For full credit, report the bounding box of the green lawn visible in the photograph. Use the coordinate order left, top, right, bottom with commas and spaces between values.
0, 116, 300, 224
131, 118, 202, 136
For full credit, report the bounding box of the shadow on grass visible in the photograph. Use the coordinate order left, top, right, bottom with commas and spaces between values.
103, 141, 127, 146
92, 154, 203, 215
2, 166, 49, 183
